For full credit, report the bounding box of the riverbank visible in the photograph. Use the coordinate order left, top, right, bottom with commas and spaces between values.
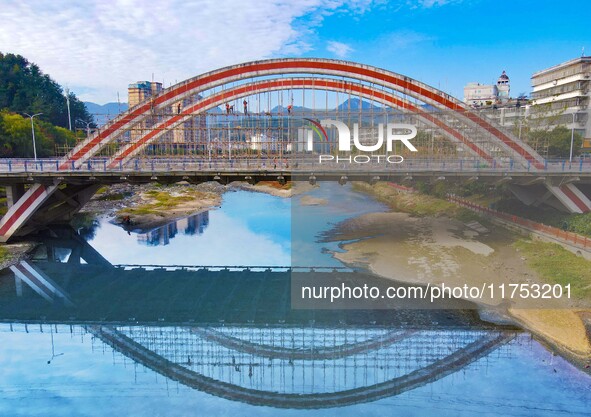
332, 182, 591, 366
0, 180, 302, 265
0, 241, 36, 270
80, 180, 306, 232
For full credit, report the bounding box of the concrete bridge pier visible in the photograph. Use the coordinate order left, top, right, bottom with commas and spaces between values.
509, 181, 591, 213
0, 182, 101, 242
5, 184, 25, 208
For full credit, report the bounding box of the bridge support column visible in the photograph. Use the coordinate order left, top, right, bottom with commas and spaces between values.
0, 182, 102, 242
545, 183, 591, 214
5, 184, 25, 208
509, 182, 591, 214
0, 183, 59, 242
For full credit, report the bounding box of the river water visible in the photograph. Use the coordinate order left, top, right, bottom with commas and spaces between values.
0, 183, 590, 416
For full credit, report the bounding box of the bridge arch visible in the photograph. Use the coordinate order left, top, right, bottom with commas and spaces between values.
62, 58, 543, 169
3, 59, 590, 242
106, 77, 494, 166
94, 325, 514, 409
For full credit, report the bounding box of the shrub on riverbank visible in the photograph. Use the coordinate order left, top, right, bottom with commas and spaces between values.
0, 246, 8, 263
495, 198, 591, 238
411, 180, 591, 239
515, 239, 591, 300
352, 182, 479, 221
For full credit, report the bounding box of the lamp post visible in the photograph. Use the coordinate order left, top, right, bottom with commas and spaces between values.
24, 113, 43, 161
76, 119, 93, 139
65, 87, 72, 131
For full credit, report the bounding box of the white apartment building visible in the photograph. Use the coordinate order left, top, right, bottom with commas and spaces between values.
530, 56, 591, 148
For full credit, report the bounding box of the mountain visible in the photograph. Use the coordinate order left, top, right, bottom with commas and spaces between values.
84, 102, 128, 126
336, 98, 382, 111
270, 105, 313, 114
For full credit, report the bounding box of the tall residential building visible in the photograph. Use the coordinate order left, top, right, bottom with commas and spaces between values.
128, 81, 163, 107
530, 56, 591, 148
127, 80, 207, 152
127, 81, 163, 144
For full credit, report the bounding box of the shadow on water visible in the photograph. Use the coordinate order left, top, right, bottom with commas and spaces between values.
0, 228, 523, 409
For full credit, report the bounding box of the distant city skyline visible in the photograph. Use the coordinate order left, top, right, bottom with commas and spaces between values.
0, 0, 588, 104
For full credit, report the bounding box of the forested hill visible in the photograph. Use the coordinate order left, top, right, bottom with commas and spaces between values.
0, 52, 95, 157
0, 52, 93, 128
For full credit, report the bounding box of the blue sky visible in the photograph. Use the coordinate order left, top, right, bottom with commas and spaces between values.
0, 0, 588, 104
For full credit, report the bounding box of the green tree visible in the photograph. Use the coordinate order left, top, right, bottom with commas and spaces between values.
0, 111, 78, 157
528, 126, 583, 159
0, 52, 94, 129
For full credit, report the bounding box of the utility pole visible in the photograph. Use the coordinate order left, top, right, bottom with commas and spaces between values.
24, 113, 43, 161
65, 87, 72, 131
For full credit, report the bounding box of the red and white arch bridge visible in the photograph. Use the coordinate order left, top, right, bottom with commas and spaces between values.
1, 58, 591, 241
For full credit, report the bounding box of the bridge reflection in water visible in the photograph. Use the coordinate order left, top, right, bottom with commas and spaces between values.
0, 231, 518, 409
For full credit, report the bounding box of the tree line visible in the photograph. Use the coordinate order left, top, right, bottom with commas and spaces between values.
0, 52, 95, 158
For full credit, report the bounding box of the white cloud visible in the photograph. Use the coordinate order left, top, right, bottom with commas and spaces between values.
326, 40, 354, 58
0, 0, 373, 103
380, 30, 435, 49
409, 0, 461, 8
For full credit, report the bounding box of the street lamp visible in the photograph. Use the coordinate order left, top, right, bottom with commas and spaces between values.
24, 113, 43, 160
65, 87, 72, 131
76, 119, 93, 139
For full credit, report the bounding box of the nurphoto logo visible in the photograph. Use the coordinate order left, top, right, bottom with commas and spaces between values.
310, 119, 418, 164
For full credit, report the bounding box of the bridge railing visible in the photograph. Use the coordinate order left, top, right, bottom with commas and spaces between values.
448, 195, 591, 251
0, 157, 590, 174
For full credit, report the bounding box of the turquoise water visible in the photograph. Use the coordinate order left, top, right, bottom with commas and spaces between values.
0, 183, 590, 416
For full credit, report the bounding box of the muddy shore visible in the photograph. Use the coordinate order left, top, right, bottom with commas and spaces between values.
325, 183, 591, 367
